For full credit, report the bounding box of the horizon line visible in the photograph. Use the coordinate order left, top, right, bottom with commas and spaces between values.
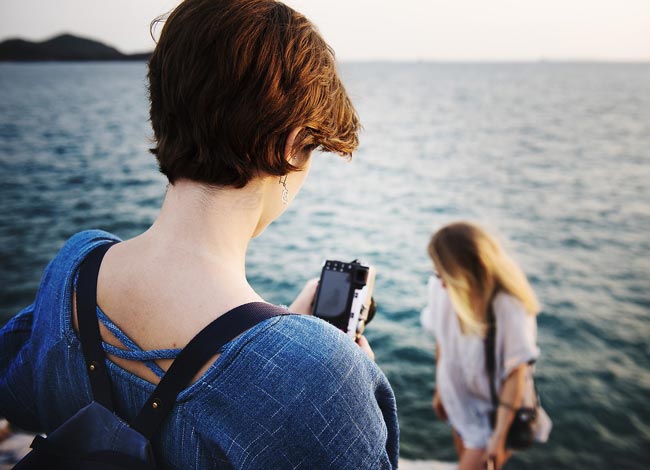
1, 32, 649, 64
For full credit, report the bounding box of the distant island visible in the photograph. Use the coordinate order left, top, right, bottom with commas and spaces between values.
0, 34, 151, 62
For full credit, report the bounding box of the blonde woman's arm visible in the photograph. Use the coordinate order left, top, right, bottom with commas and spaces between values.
485, 363, 527, 468
432, 343, 448, 421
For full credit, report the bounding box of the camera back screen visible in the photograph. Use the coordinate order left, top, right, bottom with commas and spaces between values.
314, 270, 350, 319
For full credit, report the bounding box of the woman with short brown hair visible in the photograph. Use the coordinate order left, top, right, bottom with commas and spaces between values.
0, 1, 399, 468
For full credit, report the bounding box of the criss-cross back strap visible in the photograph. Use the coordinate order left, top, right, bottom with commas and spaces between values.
76, 243, 286, 440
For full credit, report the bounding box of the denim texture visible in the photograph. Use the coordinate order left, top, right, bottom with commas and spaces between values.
0, 230, 399, 469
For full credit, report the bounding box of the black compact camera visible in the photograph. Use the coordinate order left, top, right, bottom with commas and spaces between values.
312, 260, 376, 339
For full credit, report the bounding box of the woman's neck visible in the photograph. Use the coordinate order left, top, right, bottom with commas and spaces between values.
138, 179, 266, 283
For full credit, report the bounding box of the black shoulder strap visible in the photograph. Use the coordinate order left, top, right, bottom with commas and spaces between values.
130, 302, 284, 439
485, 300, 499, 408
77, 242, 119, 409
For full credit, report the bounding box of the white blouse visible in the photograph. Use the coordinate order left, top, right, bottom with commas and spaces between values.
421, 276, 542, 448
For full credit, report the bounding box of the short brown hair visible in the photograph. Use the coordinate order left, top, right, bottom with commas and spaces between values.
148, 0, 360, 188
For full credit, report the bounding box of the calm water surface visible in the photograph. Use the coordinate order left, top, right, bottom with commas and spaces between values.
1, 62, 649, 468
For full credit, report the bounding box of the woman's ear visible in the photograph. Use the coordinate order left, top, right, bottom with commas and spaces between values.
283, 127, 302, 162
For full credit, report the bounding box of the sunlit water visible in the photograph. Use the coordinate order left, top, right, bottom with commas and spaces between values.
1, 62, 649, 469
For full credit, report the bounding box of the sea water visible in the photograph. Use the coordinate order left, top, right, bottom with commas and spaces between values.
0, 62, 648, 469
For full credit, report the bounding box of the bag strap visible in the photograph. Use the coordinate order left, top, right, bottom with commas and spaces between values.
484, 300, 499, 409
77, 243, 286, 440
77, 242, 119, 409
130, 301, 283, 439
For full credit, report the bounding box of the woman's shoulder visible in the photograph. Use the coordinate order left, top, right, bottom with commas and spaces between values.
492, 290, 538, 335
29, 230, 122, 331
188, 314, 397, 468
188, 313, 385, 392
215, 313, 390, 398
179, 314, 397, 468
55, 229, 122, 262
493, 290, 527, 317
256, 314, 381, 375
41, 230, 121, 284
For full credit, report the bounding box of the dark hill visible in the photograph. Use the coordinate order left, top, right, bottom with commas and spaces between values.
0, 33, 151, 61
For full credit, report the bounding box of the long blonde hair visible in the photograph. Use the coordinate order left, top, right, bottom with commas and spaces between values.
428, 221, 539, 337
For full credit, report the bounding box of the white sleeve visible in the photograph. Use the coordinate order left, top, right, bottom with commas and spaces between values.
420, 276, 441, 336
495, 294, 540, 381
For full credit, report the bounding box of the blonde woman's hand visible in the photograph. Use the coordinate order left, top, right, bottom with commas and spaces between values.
485, 433, 507, 470
433, 390, 448, 421
288, 278, 319, 315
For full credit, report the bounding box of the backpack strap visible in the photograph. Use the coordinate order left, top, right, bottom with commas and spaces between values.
130, 302, 284, 439
77, 242, 119, 409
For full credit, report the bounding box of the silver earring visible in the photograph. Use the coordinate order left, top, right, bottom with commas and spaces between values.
279, 175, 289, 205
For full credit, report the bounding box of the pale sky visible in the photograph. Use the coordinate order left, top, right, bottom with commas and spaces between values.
0, 0, 648, 61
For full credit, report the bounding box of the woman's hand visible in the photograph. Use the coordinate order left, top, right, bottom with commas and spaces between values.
290, 279, 375, 361
485, 433, 507, 470
288, 278, 319, 315
356, 335, 375, 361
432, 390, 448, 421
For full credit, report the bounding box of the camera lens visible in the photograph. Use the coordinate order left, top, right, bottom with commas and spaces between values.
353, 267, 369, 285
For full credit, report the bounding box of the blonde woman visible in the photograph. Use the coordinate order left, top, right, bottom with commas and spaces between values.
421, 222, 551, 469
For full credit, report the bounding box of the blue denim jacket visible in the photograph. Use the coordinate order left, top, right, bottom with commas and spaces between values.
0, 230, 399, 469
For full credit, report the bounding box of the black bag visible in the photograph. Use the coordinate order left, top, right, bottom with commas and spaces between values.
485, 302, 538, 450
14, 243, 283, 469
